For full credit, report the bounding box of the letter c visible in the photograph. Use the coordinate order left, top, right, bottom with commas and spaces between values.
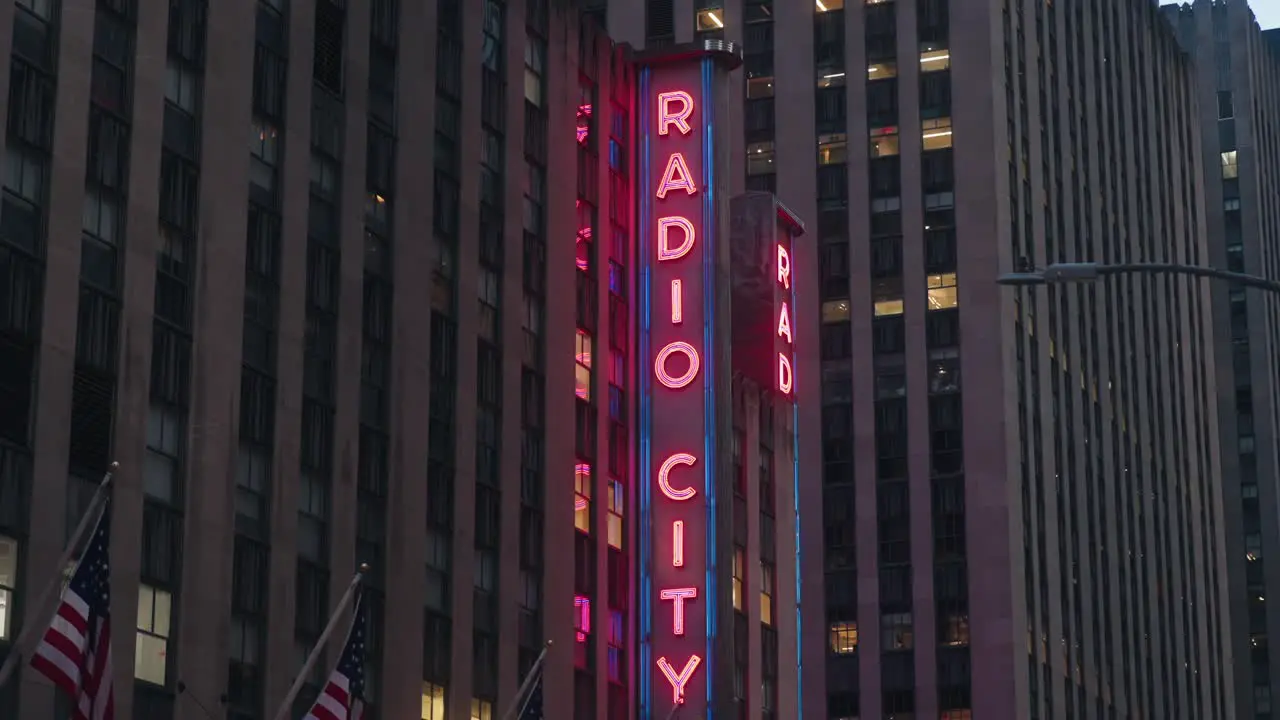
658, 453, 698, 501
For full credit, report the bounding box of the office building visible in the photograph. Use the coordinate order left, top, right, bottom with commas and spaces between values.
1165, 3, 1280, 717
0, 1, 809, 719
598, 0, 1236, 718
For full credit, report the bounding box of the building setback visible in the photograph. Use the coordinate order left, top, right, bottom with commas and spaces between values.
600, 0, 1235, 718
0, 1, 812, 720
1165, 3, 1280, 718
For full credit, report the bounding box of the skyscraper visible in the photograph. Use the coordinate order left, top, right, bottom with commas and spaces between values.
0, 1, 810, 719
1165, 3, 1280, 717
602, 0, 1234, 717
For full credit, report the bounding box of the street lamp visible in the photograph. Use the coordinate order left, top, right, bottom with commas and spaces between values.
997, 262, 1280, 295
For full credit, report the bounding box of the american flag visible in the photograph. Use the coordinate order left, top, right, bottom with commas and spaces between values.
30, 499, 113, 720
304, 589, 368, 720
518, 672, 544, 720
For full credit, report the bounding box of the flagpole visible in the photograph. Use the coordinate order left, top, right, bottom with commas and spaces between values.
270, 564, 368, 720
0, 462, 117, 690
500, 640, 553, 720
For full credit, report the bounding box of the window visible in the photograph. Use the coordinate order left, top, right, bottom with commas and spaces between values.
873, 277, 904, 317
17, 0, 53, 20
0, 536, 16, 640
747, 141, 775, 176
695, 7, 724, 31
867, 61, 896, 80
135, 584, 172, 685
881, 612, 913, 650
425, 530, 450, 611
919, 48, 950, 71
822, 300, 851, 323
870, 128, 899, 157
922, 117, 952, 150
4, 148, 44, 215
760, 561, 774, 625
145, 404, 183, 503
732, 546, 745, 612
236, 445, 269, 534
524, 40, 545, 106
575, 462, 591, 534
817, 70, 846, 88
747, 75, 774, 99
165, 59, 199, 113
829, 621, 858, 654
607, 480, 623, 549
298, 471, 329, 563
422, 682, 447, 720
575, 330, 592, 400
818, 133, 847, 165
941, 613, 969, 645
1222, 150, 1238, 180
471, 698, 493, 720
82, 189, 119, 244
816, 0, 844, 10
927, 272, 958, 310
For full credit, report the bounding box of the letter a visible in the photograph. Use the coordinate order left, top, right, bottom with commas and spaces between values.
777, 302, 793, 344
657, 153, 698, 199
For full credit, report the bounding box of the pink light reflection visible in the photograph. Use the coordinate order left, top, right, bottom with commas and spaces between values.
575, 594, 591, 641
576, 104, 593, 145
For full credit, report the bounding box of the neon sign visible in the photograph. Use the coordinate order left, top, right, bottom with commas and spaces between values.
638, 46, 737, 716
776, 238, 796, 397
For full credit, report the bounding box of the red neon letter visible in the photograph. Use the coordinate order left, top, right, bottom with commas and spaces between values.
654, 341, 701, 389
777, 302, 792, 344
658, 453, 698, 502
672, 520, 685, 567
671, 279, 684, 325
777, 244, 791, 290
657, 91, 694, 136
659, 587, 698, 636
657, 655, 702, 705
656, 153, 698, 199
778, 353, 793, 395
657, 216, 696, 261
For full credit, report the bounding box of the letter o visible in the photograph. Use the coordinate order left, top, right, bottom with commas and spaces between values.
654, 341, 701, 389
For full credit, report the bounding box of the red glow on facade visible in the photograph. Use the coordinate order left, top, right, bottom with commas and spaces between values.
656, 153, 698, 199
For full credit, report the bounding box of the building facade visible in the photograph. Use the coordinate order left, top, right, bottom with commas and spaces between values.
1165, 3, 1280, 718
0, 1, 809, 720
599, 0, 1236, 718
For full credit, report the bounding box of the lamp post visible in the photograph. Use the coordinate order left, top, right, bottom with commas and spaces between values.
997, 261, 1280, 295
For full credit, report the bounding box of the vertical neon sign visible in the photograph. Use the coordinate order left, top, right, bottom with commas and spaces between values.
638, 44, 737, 718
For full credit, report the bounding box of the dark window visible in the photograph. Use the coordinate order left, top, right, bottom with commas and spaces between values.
159, 151, 199, 232
8, 60, 55, 150
253, 46, 287, 119
313, 0, 346, 93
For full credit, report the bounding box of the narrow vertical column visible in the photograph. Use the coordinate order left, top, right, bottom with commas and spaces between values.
264, 0, 318, 709
176, 0, 257, 713
380, 0, 437, 714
